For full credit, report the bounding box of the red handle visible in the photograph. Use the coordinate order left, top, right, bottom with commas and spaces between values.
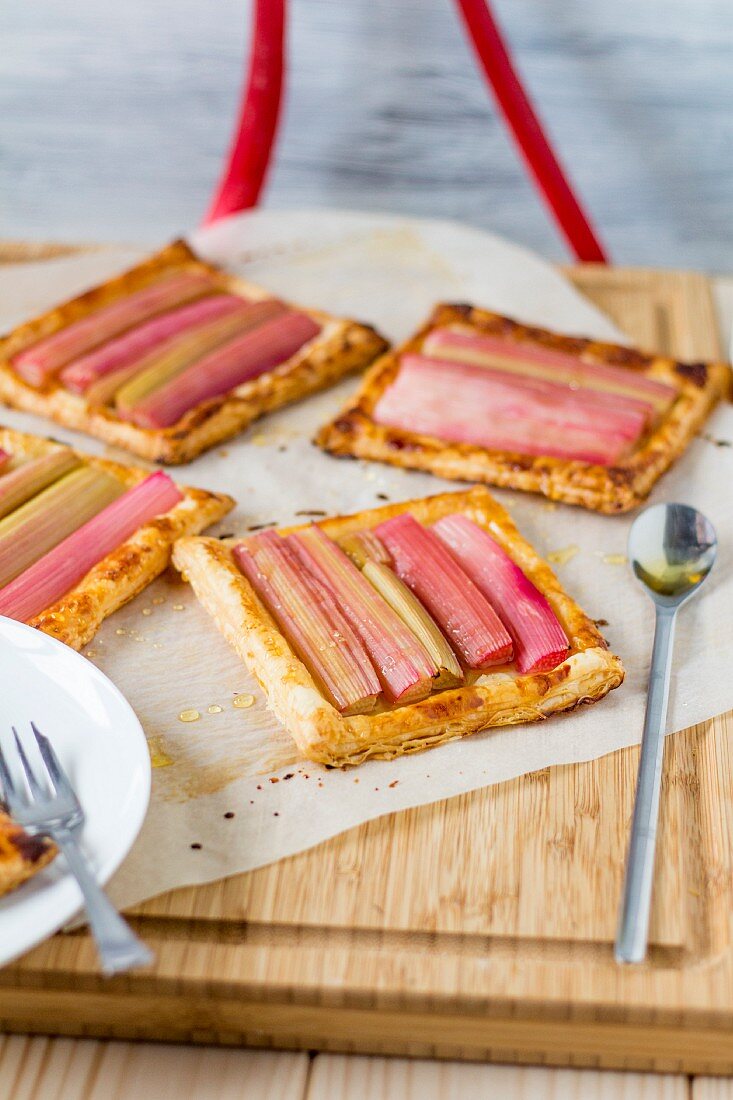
203, 0, 608, 264
454, 0, 608, 262
202, 0, 286, 226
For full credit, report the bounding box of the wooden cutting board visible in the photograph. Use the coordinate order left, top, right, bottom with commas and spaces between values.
0, 246, 731, 1075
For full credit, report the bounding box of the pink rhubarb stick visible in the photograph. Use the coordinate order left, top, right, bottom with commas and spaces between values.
234, 530, 380, 715
289, 525, 437, 704
374, 513, 513, 669
0, 471, 182, 622
434, 514, 569, 673
390, 355, 647, 440
126, 310, 321, 429
13, 273, 214, 386
373, 355, 639, 465
59, 294, 249, 394
423, 329, 677, 412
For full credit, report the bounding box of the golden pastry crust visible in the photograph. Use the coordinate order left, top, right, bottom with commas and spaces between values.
173, 487, 624, 766
316, 304, 731, 514
0, 240, 389, 465
0, 426, 233, 650
0, 810, 56, 899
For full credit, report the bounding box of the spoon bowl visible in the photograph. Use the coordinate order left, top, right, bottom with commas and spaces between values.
628, 502, 717, 606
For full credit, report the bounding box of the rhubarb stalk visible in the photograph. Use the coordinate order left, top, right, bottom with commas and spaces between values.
339, 528, 392, 569
13, 273, 214, 386
115, 299, 286, 415
362, 560, 463, 689
0, 471, 182, 622
59, 294, 251, 394
434, 515, 569, 673
0, 451, 81, 521
126, 310, 321, 429
233, 530, 380, 715
0, 466, 124, 588
423, 329, 676, 414
289, 524, 438, 704
374, 354, 645, 465
374, 513, 513, 668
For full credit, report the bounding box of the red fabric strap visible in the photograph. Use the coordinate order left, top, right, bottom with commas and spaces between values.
202, 0, 286, 226
454, 0, 608, 262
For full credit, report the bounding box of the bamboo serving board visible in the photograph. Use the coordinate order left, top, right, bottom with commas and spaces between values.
0, 246, 731, 1075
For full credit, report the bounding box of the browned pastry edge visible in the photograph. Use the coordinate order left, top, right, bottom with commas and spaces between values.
0, 240, 389, 464
173, 486, 624, 766
0, 810, 56, 899
316, 303, 731, 513
0, 425, 234, 650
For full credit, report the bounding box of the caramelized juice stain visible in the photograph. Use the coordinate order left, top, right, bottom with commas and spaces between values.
148, 737, 174, 768
547, 544, 579, 565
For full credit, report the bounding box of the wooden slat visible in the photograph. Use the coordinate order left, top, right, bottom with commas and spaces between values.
0, 243, 731, 1074
307, 1055, 690, 1099
0, 1036, 309, 1100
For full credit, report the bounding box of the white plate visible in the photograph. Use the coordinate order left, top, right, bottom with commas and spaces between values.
0, 616, 150, 966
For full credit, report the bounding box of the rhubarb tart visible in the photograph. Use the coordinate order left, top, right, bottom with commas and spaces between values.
0, 240, 388, 464
317, 304, 730, 513
0, 426, 233, 650
173, 487, 624, 766
0, 810, 56, 899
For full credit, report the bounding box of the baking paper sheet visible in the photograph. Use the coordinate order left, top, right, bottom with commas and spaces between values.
0, 210, 730, 911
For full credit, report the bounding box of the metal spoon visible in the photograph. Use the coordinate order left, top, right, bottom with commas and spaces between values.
615, 502, 717, 964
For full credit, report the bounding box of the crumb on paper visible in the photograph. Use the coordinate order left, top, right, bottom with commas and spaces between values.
701, 433, 732, 448
547, 544, 580, 565
388, 780, 398, 788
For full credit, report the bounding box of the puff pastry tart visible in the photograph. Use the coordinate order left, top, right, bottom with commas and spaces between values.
0, 810, 56, 899
0, 240, 388, 464
173, 487, 624, 766
316, 304, 731, 513
0, 425, 233, 651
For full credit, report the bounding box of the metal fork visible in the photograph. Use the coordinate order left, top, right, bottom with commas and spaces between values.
0, 722, 153, 975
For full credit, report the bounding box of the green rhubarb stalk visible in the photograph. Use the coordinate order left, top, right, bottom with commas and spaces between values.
114, 299, 285, 414
362, 561, 463, 689
0, 451, 81, 521
0, 466, 124, 587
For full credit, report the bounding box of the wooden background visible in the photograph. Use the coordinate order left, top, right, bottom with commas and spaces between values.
3, 0, 732, 269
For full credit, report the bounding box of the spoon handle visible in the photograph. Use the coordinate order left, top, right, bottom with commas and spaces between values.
615, 604, 677, 964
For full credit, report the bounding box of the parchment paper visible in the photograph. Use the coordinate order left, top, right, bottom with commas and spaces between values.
0, 210, 730, 911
